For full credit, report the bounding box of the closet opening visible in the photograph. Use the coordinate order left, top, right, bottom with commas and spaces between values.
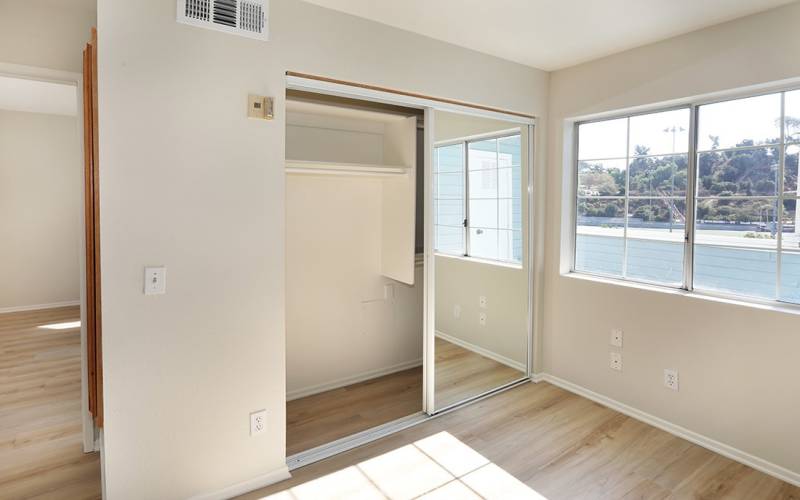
285, 89, 425, 458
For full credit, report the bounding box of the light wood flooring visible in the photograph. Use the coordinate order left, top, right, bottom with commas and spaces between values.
287, 338, 523, 456
251, 381, 800, 499
434, 336, 525, 410
0, 307, 101, 500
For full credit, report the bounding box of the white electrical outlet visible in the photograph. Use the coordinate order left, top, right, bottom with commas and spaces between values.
610, 329, 623, 348
479, 312, 487, 326
664, 369, 679, 391
609, 352, 622, 371
453, 304, 461, 318
479, 296, 487, 308
250, 410, 267, 436
144, 266, 166, 295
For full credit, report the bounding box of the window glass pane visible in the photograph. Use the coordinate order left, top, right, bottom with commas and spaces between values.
629, 108, 690, 156
498, 199, 520, 230
575, 199, 625, 276
435, 172, 463, 199
469, 199, 497, 228
497, 167, 519, 198
468, 169, 497, 199
435, 199, 463, 227
697, 93, 781, 151
628, 154, 687, 197
435, 144, 464, 173
436, 225, 464, 255
784, 144, 800, 194
785, 90, 800, 143
468, 139, 497, 170
697, 147, 779, 197
694, 199, 777, 300
498, 135, 521, 166
578, 159, 626, 197
469, 227, 498, 260
497, 229, 522, 262
780, 199, 800, 302
578, 118, 627, 160
625, 199, 685, 285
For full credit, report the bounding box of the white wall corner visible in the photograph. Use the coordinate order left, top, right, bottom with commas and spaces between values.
188, 466, 292, 500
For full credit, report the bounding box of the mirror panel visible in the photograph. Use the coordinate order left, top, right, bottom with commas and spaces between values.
432, 110, 529, 411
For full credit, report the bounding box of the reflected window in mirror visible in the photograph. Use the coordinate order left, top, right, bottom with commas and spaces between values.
434, 133, 522, 264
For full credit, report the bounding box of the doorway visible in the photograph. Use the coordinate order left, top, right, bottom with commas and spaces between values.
0, 63, 101, 497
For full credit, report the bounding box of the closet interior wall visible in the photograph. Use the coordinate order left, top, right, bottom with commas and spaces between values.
284, 91, 424, 401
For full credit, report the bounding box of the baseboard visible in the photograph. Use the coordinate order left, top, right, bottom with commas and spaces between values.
0, 300, 80, 315
286, 358, 422, 401
436, 330, 526, 372
189, 465, 291, 500
538, 373, 800, 488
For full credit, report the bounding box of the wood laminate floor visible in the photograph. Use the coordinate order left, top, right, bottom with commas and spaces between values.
287, 338, 522, 456
434, 336, 525, 410
250, 381, 800, 499
0, 307, 101, 500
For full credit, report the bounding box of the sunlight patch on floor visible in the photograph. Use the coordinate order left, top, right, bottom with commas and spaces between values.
38, 320, 81, 330
263, 431, 547, 499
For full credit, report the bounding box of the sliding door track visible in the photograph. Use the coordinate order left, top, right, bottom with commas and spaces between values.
285, 378, 530, 471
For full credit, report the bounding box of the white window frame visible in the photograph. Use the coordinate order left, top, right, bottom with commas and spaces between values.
434, 130, 523, 266
569, 85, 800, 308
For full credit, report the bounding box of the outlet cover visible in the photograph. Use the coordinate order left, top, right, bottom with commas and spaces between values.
664, 369, 679, 391
479, 312, 487, 326
610, 329, 623, 348
479, 296, 487, 308
610, 352, 622, 371
453, 304, 461, 318
250, 410, 267, 436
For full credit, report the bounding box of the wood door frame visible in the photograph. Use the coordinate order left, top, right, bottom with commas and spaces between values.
0, 61, 96, 451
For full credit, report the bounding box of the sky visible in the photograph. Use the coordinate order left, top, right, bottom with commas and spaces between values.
578, 89, 800, 161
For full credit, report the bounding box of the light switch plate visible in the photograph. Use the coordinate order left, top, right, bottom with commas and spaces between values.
144, 266, 166, 295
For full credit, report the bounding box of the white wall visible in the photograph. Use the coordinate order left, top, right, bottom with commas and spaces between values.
0, 110, 81, 311
545, 2, 800, 479
285, 175, 422, 399
0, 0, 96, 73
96, 0, 548, 497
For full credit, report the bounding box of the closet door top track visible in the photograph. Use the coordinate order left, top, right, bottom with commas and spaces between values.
285, 71, 536, 123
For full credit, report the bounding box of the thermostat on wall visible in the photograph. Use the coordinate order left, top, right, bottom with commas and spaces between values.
248, 94, 274, 120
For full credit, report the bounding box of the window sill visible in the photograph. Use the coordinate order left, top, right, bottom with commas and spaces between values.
435, 252, 523, 270
562, 271, 800, 317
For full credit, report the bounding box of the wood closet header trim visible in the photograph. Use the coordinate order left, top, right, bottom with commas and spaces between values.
285, 71, 537, 120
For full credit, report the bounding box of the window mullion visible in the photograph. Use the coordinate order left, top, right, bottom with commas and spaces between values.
622, 117, 631, 279
463, 142, 469, 258
777, 92, 786, 301
684, 105, 699, 291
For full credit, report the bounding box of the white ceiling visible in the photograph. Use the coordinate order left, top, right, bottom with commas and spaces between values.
302, 0, 796, 71
0, 76, 76, 116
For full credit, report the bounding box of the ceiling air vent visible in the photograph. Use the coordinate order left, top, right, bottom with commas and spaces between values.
177, 0, 269, 41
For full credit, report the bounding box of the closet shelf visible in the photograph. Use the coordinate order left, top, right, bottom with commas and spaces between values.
285, 159, 410, 177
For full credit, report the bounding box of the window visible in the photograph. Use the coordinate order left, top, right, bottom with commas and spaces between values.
434, 133, 522, 264
575, 109, 689, 286
572, 88, 800, 305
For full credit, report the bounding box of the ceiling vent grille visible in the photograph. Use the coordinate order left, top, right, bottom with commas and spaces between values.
177, 0, 269, 41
